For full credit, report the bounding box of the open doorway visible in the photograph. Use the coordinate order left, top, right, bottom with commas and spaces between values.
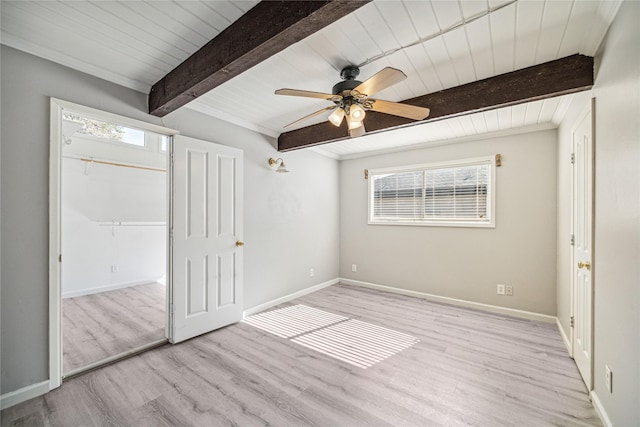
52, 102, 175, 378
49, 99, 244, 389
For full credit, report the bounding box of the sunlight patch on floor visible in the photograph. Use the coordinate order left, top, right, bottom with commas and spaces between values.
242, 304, 347, 338
244, 305, 419, 368
292, 319, 420, 368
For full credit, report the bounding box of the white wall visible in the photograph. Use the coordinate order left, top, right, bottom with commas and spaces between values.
0, 45, 340, 395
557, 1, 640, 424
340, 129, 558, 315
163, 106, 340, 311
61, 158, 166, 297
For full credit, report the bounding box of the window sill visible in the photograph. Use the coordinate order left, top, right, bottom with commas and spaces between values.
368, 220, 495, 229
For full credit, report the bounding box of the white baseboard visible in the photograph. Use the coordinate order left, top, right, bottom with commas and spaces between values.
243, 278, 339, 317
340, 278, 557, 323
62, 278, 165, 299
556, 317, 573, 355
0, 380, 49, 410
590, 391, 614, 427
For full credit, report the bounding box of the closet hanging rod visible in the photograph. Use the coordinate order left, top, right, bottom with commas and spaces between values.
79, 157, 166, 172
97, 221, 166, 227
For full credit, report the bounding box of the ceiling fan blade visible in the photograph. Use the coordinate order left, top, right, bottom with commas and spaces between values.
275, 88, 341, 101
369, 99, 430, 121
349, 123, 366, 138
283, 106, 337, 129
353, 67, 407, 97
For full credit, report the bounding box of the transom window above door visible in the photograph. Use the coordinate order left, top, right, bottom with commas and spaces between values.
63, 112, 145, 146
61, 111, 168, 169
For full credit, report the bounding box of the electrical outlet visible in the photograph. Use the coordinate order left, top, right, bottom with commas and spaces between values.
497, 284, 505, 295
505, 285, 513, 296
352, 264, 357, 272
605, 365, 612, 393
309, 268, 315, 277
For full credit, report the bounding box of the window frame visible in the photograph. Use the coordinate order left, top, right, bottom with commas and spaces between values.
367, 155, 496, 228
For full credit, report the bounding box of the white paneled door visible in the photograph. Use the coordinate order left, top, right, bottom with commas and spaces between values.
572, 100, 594, 389
171, 135, 243, 343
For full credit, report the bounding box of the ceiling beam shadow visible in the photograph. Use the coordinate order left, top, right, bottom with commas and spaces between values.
149, 0, 371, 117
277, 54, 594, 152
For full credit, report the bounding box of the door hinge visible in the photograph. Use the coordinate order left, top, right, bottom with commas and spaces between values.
570, 316, 575, 328
58, 254, 62, 263
570, 234, 575, 246
364, 169, 368, 180
570, 153, 575, 164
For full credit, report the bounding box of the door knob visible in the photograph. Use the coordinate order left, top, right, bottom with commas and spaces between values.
578, 261, 591, 270
235, 241, 244, 247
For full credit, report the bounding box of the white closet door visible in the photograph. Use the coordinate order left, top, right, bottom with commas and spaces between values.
171, 135, 243, 343
572, 102, 593, 389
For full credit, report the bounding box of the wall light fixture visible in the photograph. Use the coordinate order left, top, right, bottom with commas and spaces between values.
268, 157, 290, 173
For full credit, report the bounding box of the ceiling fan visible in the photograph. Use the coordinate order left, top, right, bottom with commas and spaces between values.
275, 65, 430, 137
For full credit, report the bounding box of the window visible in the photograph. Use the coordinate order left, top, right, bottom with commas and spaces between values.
160, 135, 168, 152
368, 156, 495, 227
62, 112, 145, 147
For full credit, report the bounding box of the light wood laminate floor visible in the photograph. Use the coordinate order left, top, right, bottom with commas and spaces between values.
2, 284, 601, 426
63, 282, 166, 373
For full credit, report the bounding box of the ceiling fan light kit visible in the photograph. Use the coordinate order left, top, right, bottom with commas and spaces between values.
349, 104, 366, 122
346, 115, 363, 130
328, 108, 345, 126
276, 65, 430, 138
347, 120, 365, 137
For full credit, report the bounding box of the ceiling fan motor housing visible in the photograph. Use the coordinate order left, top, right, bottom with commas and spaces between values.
340, 65, 360, 80
333, 65, 362, 95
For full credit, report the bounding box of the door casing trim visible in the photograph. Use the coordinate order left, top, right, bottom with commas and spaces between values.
48, 98, 178, 390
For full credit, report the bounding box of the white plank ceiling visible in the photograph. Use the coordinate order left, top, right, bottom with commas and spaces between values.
0, 0, 258, 92
1, 0, 622, 159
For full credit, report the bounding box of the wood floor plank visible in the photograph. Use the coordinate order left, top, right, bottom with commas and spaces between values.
62, 282, 166, 373
2, 284, 601, 427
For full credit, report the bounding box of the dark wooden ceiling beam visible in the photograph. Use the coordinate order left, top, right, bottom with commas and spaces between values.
149, 0, 371, 117
278, 54, 594, 151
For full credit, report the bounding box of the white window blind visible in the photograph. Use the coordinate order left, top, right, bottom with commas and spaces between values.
369, 157, 495, 227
